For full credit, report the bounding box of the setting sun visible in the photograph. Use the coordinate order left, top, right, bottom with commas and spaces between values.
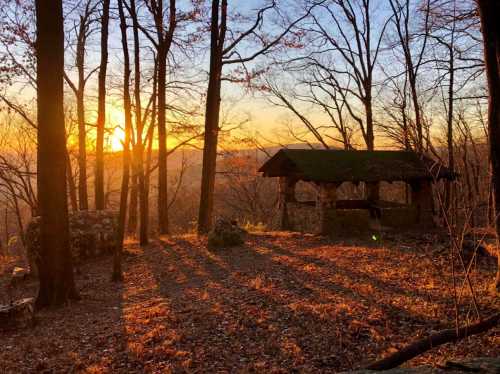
109, 126, 126, 152
107, 105, 126, 152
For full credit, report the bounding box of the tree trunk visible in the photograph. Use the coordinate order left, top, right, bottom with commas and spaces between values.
127, 0, 148, 245
35, 0, 79, 308
477, 0, 500, 291
198, 0, 225, 234
65, 150, 78, 212
94, 0, 110, 211
76, 23, 88, 211
445, 46, 455, 220
364, 90, 379, 201
157, 45, 169, 235
144, 67, 157, 235
128, 173, 138, 235
137, 145, 148, 245
113, 0, 132, 282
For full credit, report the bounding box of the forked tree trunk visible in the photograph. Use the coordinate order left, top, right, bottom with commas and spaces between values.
94, 0, 110, 211
35, 0, 79, 308
477, 0, 500, 291
155, 0, 176, 236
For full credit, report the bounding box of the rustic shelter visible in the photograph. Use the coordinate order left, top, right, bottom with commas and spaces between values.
259, 149, 455, 235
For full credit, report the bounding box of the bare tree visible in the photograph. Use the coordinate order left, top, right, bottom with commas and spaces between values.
95, 0, 110, 210
198, 0, 315, 233
138, 0, 177, 236
35, 0, 79, 307
64, 0, 98, 211
113, 0, 133, 281
476, 0, 500, 291
388, 0, 431, 153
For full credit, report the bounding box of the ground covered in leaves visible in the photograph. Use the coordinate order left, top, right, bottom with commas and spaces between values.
0, 232, 498, 373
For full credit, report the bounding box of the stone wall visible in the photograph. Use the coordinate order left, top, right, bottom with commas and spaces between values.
284, 204, 420, 236
380, 206, 419, 228
25, 210, 119, 273
286, 202, 320, 233
327, 209, 372, 235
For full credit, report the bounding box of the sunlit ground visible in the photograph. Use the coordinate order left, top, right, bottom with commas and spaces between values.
1, 233, 498, 372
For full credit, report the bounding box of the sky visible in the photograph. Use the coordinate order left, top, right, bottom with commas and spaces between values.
0, 0, 487, 153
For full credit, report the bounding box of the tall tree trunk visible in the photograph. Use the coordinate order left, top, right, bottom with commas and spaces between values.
66, 150, 78, 212
94, 0, 110, 210
198, 0, 225, 234
128, 173, 138, 234
113, 0, 132, 282
77, 91, 88, 210
409, 73, 423, 153
365, 89, 379, 201
444, 28, 456, 222
76, 22, 88, 210
157, 45, 169, 235
477, 0, 500, 291
137, 144, 148, 245
128, 0, 148, 244
35, 0, 79, 308
155, 0, 177, 235
144, 62, 157, 239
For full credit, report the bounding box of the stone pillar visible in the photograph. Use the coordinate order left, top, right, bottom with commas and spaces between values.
317, 183, 337, 235
410, 179, 435, 227
366, 181, 380, 202
278, 177, 296, 230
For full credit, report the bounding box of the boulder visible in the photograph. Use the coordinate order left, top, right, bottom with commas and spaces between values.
9, 266, 29, 287
207, 218, 247, 249
0, 297, 35, 331
25, 210, 119, 274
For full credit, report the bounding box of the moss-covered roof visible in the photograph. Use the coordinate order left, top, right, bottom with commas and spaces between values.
259, 149, 455, 183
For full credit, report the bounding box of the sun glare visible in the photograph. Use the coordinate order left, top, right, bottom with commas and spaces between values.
109, 126, 126, 152
107, 106, 126, 152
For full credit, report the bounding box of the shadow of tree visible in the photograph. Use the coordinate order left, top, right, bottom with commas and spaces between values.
136, 233, 465, 372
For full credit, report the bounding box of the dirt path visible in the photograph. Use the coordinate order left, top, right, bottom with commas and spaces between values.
1, 233, 498, 373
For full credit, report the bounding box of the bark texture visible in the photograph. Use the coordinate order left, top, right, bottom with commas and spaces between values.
35, 0, 79, 308
94, 0, 110, 210
477, 0, 500, 291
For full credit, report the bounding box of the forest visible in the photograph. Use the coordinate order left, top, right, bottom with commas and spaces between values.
0, 0, 499, 372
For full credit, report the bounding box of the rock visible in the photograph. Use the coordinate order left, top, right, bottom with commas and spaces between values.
207, 217, 247, 250
25, 210, 119, 275
0, 297, 35, 331
9, 266, 29, 287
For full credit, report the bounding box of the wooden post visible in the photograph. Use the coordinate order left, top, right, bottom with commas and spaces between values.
411, 179, 435, 226
318, 183, 337, 235
278, 177, 296, 230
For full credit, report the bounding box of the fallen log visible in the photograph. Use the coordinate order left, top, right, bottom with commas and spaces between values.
365, 313, 500, 371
